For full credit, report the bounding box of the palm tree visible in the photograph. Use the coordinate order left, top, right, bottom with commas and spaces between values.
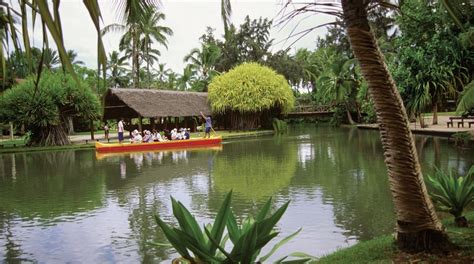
42, 48, 60, 70
339, 0, 449, 250
102, 2, 163, 88
317, 57, 358, 124
139, 8, 173, 86
183, 43, 221, 92
66, 50, 84, 66
156, 63, 171, 83
106, 51, 129, 88
177, 65, 197, 91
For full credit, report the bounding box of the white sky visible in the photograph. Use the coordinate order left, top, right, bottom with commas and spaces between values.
32, 0, 334, 73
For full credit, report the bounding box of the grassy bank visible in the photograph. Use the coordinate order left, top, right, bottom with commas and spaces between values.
317, 212, 474, 263
0, 130, 274, 154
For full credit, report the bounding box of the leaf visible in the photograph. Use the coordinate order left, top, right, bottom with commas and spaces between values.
258, 201, 290, 238
259, 228, 302, 262
204, 225, 234, 262
171, 196, 206, 245
256, 196, 272, 221
227, 209, 241, 244
208, 191, 232, 255
153, 215, 192, 259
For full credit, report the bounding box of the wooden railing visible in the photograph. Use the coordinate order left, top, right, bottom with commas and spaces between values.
292, 104, 332, 113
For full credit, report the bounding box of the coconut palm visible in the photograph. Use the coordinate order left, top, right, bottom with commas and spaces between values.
339, 0, 450, 250
106, 51, 129, 88
156, 63, 171, 83
102, 2, 162, 88
42, 48, 60, 70
66, 50, 84, 66
139, 9, 173, 85
317, 57, 358, 124
177, 65, 197, 91
184, 43, 221, 92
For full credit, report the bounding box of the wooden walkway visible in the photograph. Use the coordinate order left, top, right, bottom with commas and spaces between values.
357, 116, 474, 138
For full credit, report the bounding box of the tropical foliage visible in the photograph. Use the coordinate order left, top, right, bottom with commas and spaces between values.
208, 63, 295, 129
0, 71, 100, 146
154, 191, 312, 263
428, 166, 474, 227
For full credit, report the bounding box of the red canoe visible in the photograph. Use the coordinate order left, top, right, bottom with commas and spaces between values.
95, 137, 222, 153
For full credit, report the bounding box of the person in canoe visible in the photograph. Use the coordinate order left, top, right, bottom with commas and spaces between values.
200, 111, 212, 139
142, 130, 153, 143
130, 130, 142, 143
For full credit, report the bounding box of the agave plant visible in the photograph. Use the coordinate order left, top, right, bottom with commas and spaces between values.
427, 166, 474, 227
153, 191, 313, 263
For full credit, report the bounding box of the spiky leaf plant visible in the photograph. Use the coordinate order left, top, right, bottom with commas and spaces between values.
428, 166, 474, 227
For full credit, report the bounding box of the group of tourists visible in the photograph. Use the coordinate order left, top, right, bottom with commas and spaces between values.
115, 112, 212, 144
130, 128, 191, 143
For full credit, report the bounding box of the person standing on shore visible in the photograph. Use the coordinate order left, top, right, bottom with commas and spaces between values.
118, 118, 124, 143
200, 111, 212, 139
104, 122, 110, 141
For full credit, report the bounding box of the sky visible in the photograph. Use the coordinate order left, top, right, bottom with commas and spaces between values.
42, 0, 334, 73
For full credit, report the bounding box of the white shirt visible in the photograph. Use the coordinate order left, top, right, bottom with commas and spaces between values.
118, 120, 124, 133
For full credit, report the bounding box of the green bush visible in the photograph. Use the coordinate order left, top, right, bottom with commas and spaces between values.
0, 71, 100, 146
427, 166, 474, 227
208, 63, 295, 130
209, 63, 294, 114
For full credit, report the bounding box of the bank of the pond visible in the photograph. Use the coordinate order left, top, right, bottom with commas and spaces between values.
317, 212, 474, 263
0, 130, 274, 154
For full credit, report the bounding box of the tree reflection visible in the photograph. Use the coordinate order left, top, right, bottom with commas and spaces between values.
0, 151, 105, 219
212, 138, 298, 201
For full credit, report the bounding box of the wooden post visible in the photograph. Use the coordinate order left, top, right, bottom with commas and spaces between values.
138, 116, 143, 132
9, 122, 14, 140
150, 117, 156, 130
174, 117, 178, 128
90, 119, 95, 140
184, 117, 188, 129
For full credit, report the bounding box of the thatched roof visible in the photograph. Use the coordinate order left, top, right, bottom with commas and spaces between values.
103, 88, 211, 120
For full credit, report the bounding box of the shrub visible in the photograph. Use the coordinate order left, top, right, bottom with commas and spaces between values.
153, 191, 314, 263
0, 71, 100, 146
427, 166, 474, 227
208, 63, 295, 130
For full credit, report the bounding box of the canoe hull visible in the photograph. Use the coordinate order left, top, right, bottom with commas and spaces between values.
95, 137, 222, 153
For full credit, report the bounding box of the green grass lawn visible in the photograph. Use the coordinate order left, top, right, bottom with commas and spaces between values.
316, 212, 474, 263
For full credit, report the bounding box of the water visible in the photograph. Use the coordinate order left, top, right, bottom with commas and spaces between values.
0, 126, 472, 263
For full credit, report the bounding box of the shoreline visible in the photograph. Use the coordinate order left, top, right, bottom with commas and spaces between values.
0, 130, 275, 154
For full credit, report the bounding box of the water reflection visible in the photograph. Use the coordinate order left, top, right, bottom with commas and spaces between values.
0, 127, 472, 263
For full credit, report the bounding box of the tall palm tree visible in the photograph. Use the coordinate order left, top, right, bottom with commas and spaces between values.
139, 8, 173, 86
339, 0, 449, 250
102, 2, 162, 88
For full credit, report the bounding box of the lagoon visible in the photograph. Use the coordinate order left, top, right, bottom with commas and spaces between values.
0, 126, 472, 263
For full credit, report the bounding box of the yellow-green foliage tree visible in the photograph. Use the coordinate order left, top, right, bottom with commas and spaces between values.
208, 62, 295, 130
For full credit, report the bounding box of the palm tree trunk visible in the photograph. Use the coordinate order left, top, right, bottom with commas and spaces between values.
432, 103, 438, 125
341, 0, 449, 251
132, 30, 139, 88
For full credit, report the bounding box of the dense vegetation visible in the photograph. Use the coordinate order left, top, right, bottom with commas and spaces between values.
0, 71, 100, 146
208, 63, 295, 129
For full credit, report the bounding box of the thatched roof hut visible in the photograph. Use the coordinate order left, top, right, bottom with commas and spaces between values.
103, 88, 211, 120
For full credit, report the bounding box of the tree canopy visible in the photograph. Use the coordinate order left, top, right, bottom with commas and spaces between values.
0, 71, 100, 146
208, 62, 295, 114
